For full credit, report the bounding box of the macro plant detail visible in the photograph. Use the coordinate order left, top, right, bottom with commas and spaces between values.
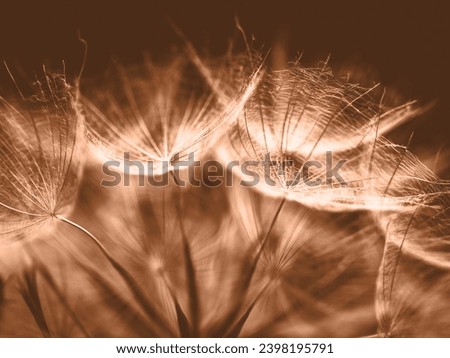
0, 37, 449, 338
0, 68, 85, 244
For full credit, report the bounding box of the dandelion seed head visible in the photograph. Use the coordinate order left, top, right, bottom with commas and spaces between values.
0, 69, 85, 244
84, 54, 259, 176
216, 58, 440, 212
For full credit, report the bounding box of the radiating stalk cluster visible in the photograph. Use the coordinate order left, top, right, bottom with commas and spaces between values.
0, 44, 449, 337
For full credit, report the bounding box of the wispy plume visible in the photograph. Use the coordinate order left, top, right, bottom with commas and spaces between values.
0, 66, 85, 244
1, 29, 449, 339
83, 54, 260, 176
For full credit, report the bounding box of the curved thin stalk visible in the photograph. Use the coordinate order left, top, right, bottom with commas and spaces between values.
56, 215, 174, 337
169, 170, 200, 337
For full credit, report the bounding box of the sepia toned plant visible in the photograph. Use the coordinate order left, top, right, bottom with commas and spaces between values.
0, 66, 182, 337
216, 60, 435, 213
83, 55, 260, 177
0, 67, 85, 245
0, 34, 449, 339
375, 188, 450, 337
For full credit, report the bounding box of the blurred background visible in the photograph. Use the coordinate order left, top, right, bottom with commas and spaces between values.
1, 0, 449, 175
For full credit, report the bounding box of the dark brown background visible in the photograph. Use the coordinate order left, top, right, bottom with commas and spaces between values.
1, 0, 449, 174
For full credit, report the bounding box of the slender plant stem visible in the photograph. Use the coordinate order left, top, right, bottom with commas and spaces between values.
56, 215, 174, 337
213, 195, 286, 337
169, 170, 200, 337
